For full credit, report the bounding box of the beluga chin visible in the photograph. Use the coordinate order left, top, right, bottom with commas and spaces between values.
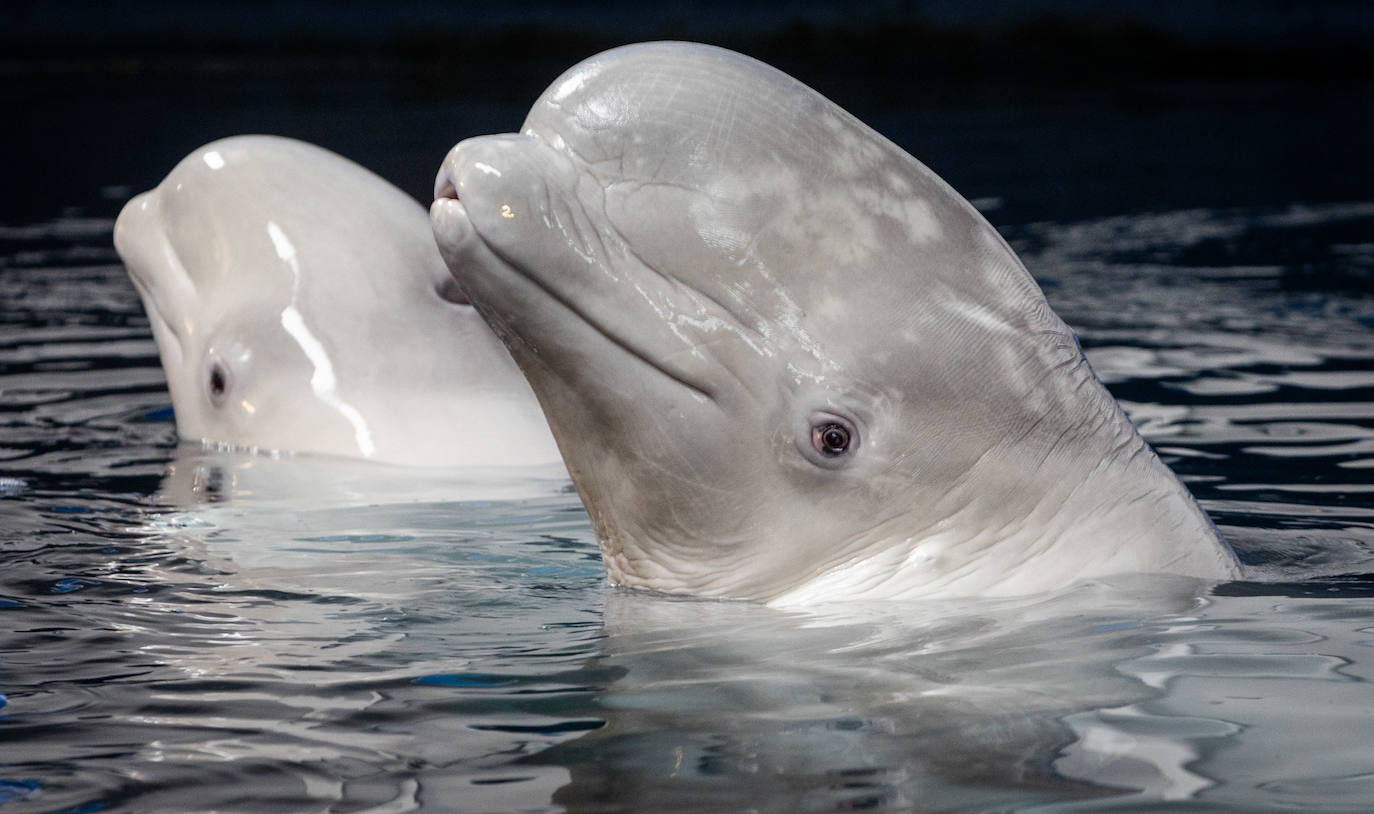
430, 42, 1241, 603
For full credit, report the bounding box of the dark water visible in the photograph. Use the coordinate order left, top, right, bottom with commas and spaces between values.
2, 67, 1374, 812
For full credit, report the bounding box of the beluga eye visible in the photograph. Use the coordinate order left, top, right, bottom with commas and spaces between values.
815, 422, 852, 456
799, 412, 860, 469
206, 357, 231, 407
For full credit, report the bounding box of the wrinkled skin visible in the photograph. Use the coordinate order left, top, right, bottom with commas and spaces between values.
117, 135, 562, 468
431, 43, 1240, 602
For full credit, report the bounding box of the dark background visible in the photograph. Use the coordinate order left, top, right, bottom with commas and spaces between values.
4, 0, 1373, 226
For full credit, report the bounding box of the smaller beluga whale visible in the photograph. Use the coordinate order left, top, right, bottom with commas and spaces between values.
430, 42, 1242, 603
116, 135, 563, 470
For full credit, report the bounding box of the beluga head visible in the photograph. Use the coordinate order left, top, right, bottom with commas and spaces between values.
117, 135, 561, 469
431, 42, 1239, 602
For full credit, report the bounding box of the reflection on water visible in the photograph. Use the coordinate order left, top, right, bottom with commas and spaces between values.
530, 578, 1202, 812
3, 152, 1374, 811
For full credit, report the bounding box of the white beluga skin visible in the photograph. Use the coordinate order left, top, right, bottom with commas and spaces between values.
430, 42, 1242, 602
116, 135, 562, 469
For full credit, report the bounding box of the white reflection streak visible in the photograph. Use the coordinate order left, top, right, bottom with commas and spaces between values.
267, 221, 376, 457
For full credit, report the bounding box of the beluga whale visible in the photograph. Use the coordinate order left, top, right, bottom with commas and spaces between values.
116, 135, 562, 469
430, 42, 1241, 602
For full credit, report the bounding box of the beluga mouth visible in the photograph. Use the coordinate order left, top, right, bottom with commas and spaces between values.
434, 171, 458, 203
429, 151, 496, 280
428, 41, 1241, 604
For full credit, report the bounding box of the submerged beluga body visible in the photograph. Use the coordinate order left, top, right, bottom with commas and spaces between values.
116, 135, 562, 469
430, 42, 1241, 602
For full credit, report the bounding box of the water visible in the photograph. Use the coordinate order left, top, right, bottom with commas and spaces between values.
3, 67, 1374, 812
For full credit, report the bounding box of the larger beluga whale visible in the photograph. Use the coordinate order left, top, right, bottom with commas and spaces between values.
430, 42, 1242, 602
116, 135, 562, 470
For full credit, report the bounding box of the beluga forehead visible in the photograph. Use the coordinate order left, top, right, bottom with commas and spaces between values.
527, 42, 950, 203
520, 42, 1024, 313
528, 42, 848, 163
155, 137, 449, 301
